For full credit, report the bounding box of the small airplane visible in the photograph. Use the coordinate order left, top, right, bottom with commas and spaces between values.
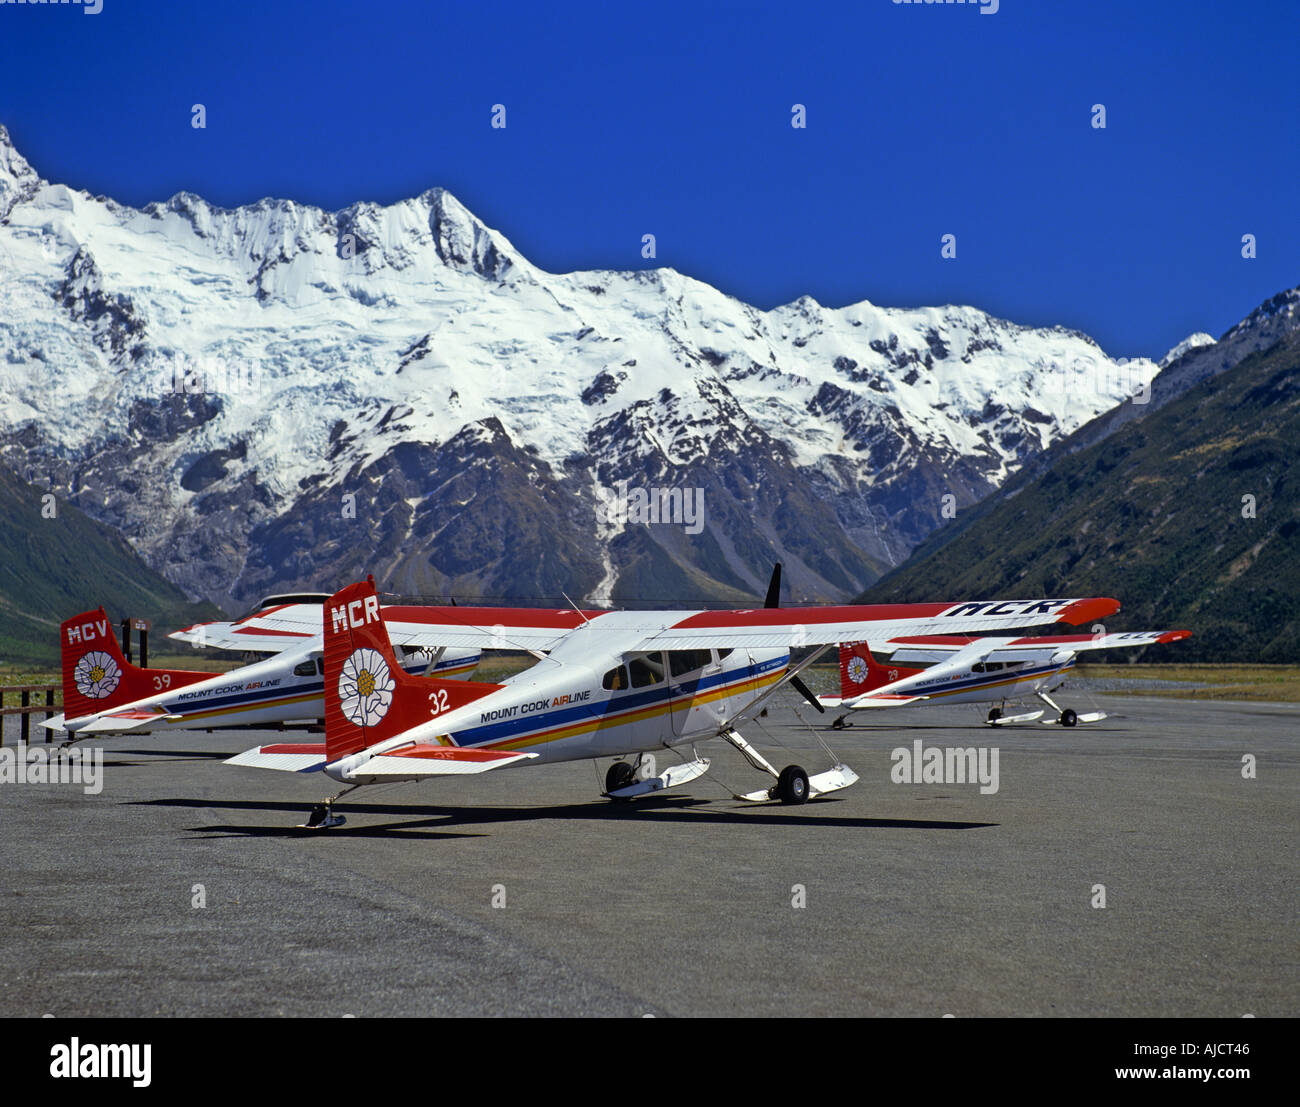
225, 573, 1120, 827
44, 602, 479, 739
818, 630, 1192, 727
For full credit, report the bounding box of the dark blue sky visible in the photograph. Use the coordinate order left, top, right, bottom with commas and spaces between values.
1, 0, 1295, 355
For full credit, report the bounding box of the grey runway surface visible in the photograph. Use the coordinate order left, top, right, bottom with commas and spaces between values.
1, 694, 1295, 1017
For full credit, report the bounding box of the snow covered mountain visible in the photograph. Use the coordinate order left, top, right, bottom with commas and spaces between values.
0, 123, 1173, 611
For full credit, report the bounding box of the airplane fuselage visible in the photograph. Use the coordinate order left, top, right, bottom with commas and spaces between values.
848, 654, 1075, 709
325, 622, 789, 783
60, 643, 477, 735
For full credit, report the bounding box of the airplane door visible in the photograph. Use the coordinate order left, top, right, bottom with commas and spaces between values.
668, 648, 729, 736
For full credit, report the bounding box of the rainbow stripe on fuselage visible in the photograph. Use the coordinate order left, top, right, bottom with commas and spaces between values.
424, 651, 790, 766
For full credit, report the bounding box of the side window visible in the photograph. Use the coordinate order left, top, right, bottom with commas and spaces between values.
628, 653, 666, 688
602, 665, 628, 691
316, 659, 325, 676
293, 660, 316, 677
668, 649, 712, 678
716, 647, 734, 661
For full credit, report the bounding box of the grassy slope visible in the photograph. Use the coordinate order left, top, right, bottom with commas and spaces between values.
0, 465, 222, 664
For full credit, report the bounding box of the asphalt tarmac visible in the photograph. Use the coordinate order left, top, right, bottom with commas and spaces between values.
1, 694, 1295, 1017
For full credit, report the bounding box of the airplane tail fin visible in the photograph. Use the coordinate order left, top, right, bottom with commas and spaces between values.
838, 641, 923, 699
323, 578, 503, 761
59, 609, 209, 723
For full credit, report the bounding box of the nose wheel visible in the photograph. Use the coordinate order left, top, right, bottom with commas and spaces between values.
605, 760, 636, 801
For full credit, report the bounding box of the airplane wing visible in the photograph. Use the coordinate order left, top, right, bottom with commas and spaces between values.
875, 629, 1190, 664
181, 596, 1119, 654
983, 630, 1192, 662
633, 598, 1118, 651
172, 603, 594, 653
170, 603, 323, 652
378, 597, 1117, 652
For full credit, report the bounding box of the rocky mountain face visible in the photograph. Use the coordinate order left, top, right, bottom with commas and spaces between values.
1, 123, 1174, 612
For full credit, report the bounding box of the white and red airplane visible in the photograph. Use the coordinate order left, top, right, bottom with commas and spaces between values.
45, 602, 479, 739
817, 630, 1192, 728
225, 575, 1120, 827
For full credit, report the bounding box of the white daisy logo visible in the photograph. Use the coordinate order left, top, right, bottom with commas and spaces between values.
74, 650, 121, 699
846, 655, 869, 685
338, 648, 393, 728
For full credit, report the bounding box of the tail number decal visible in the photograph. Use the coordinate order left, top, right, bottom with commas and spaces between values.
153, 674, 171, 691
331, 596, 381, 633
428, 688, 450, 716
67, 620, 109, 645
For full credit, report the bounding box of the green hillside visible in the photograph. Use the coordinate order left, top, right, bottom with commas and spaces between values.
861, 335, 1300, 662
0, 465, 223, 663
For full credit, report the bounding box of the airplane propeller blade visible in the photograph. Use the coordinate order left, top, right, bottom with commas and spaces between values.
790, 673, 825, 714
763, 561, 824, 713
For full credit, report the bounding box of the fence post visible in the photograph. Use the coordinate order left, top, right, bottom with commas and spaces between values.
21, 689, 30, 744
121, 618, 132, 664
45, 687, 55, 742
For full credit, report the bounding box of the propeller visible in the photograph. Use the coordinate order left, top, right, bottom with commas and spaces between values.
763, 562, 825, 713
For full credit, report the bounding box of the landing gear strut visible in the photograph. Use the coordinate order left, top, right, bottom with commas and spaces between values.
722, 729, 855, 804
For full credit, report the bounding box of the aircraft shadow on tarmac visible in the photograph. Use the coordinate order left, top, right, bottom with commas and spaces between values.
129, 795, 998, 838
96, 749, 237, 767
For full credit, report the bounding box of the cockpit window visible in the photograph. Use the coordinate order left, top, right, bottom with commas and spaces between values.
669, 649, 713, 678
628, 653, 666, 688
293, 660, 316, 677
602, 665, 629, 691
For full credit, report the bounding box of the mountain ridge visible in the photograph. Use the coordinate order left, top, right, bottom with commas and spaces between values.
0, 122, 1215, 614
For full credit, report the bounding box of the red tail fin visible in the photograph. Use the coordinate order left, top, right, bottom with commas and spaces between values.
323, 579, 503, 761
60, 608, 210, 721
838, 641, 923, 698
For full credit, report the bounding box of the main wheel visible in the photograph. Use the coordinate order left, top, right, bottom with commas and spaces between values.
774, 765, 810, 805
605, 760, 635, 798
987, 707, 1003, 723
1060, 708, 1078, 727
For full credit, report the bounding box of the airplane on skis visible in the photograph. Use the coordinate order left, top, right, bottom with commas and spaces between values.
45, 600, 479, 739
818, 630, 1192, 728
224, 574, 1120, 827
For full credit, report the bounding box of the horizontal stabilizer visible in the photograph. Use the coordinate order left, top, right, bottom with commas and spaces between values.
76, 713, 171, 734
356, 745, 536, 776
226, 743, 329, 773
